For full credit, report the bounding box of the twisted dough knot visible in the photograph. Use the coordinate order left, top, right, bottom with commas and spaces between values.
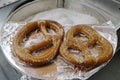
60, 25, 113, 67
12, 20, 63, 66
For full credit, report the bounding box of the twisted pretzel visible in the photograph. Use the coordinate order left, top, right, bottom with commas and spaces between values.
60, 25, 113, 67
12, 20, 63, 66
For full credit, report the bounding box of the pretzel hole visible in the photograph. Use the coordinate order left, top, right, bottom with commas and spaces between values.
88, 42, 102, 57
90, 42, 102, 49
21, 28, 45, 48
45, 25, 57, 35
31, 44, 53, 56
74, 32, 88, 41
22, 28, 40, 42
68, 48, 82, 54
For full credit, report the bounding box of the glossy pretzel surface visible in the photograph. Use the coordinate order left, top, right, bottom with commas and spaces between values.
60, 25, 113, 67
12, 20, 63, 66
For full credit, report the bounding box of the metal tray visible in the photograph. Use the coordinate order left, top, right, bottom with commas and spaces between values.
0, 0, 120, 80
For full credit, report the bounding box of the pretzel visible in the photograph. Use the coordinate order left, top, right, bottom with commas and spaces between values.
12, 20, 63, 66
60, 25, 113, 68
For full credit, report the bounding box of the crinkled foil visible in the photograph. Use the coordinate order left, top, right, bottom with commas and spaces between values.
0, 8, 117, 80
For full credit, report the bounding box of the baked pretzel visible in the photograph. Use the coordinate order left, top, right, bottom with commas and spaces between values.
12, 20, 63, 66
60, 25, 113, 67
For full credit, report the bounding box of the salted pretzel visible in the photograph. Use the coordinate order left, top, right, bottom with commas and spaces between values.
60, 25, 113, 67
12, 20, 63, 66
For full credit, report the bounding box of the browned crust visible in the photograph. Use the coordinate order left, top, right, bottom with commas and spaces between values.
12, 20, 64, 66
60, 25, 113, 68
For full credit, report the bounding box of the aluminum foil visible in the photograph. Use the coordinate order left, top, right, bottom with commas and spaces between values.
0, 8, 117, 80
